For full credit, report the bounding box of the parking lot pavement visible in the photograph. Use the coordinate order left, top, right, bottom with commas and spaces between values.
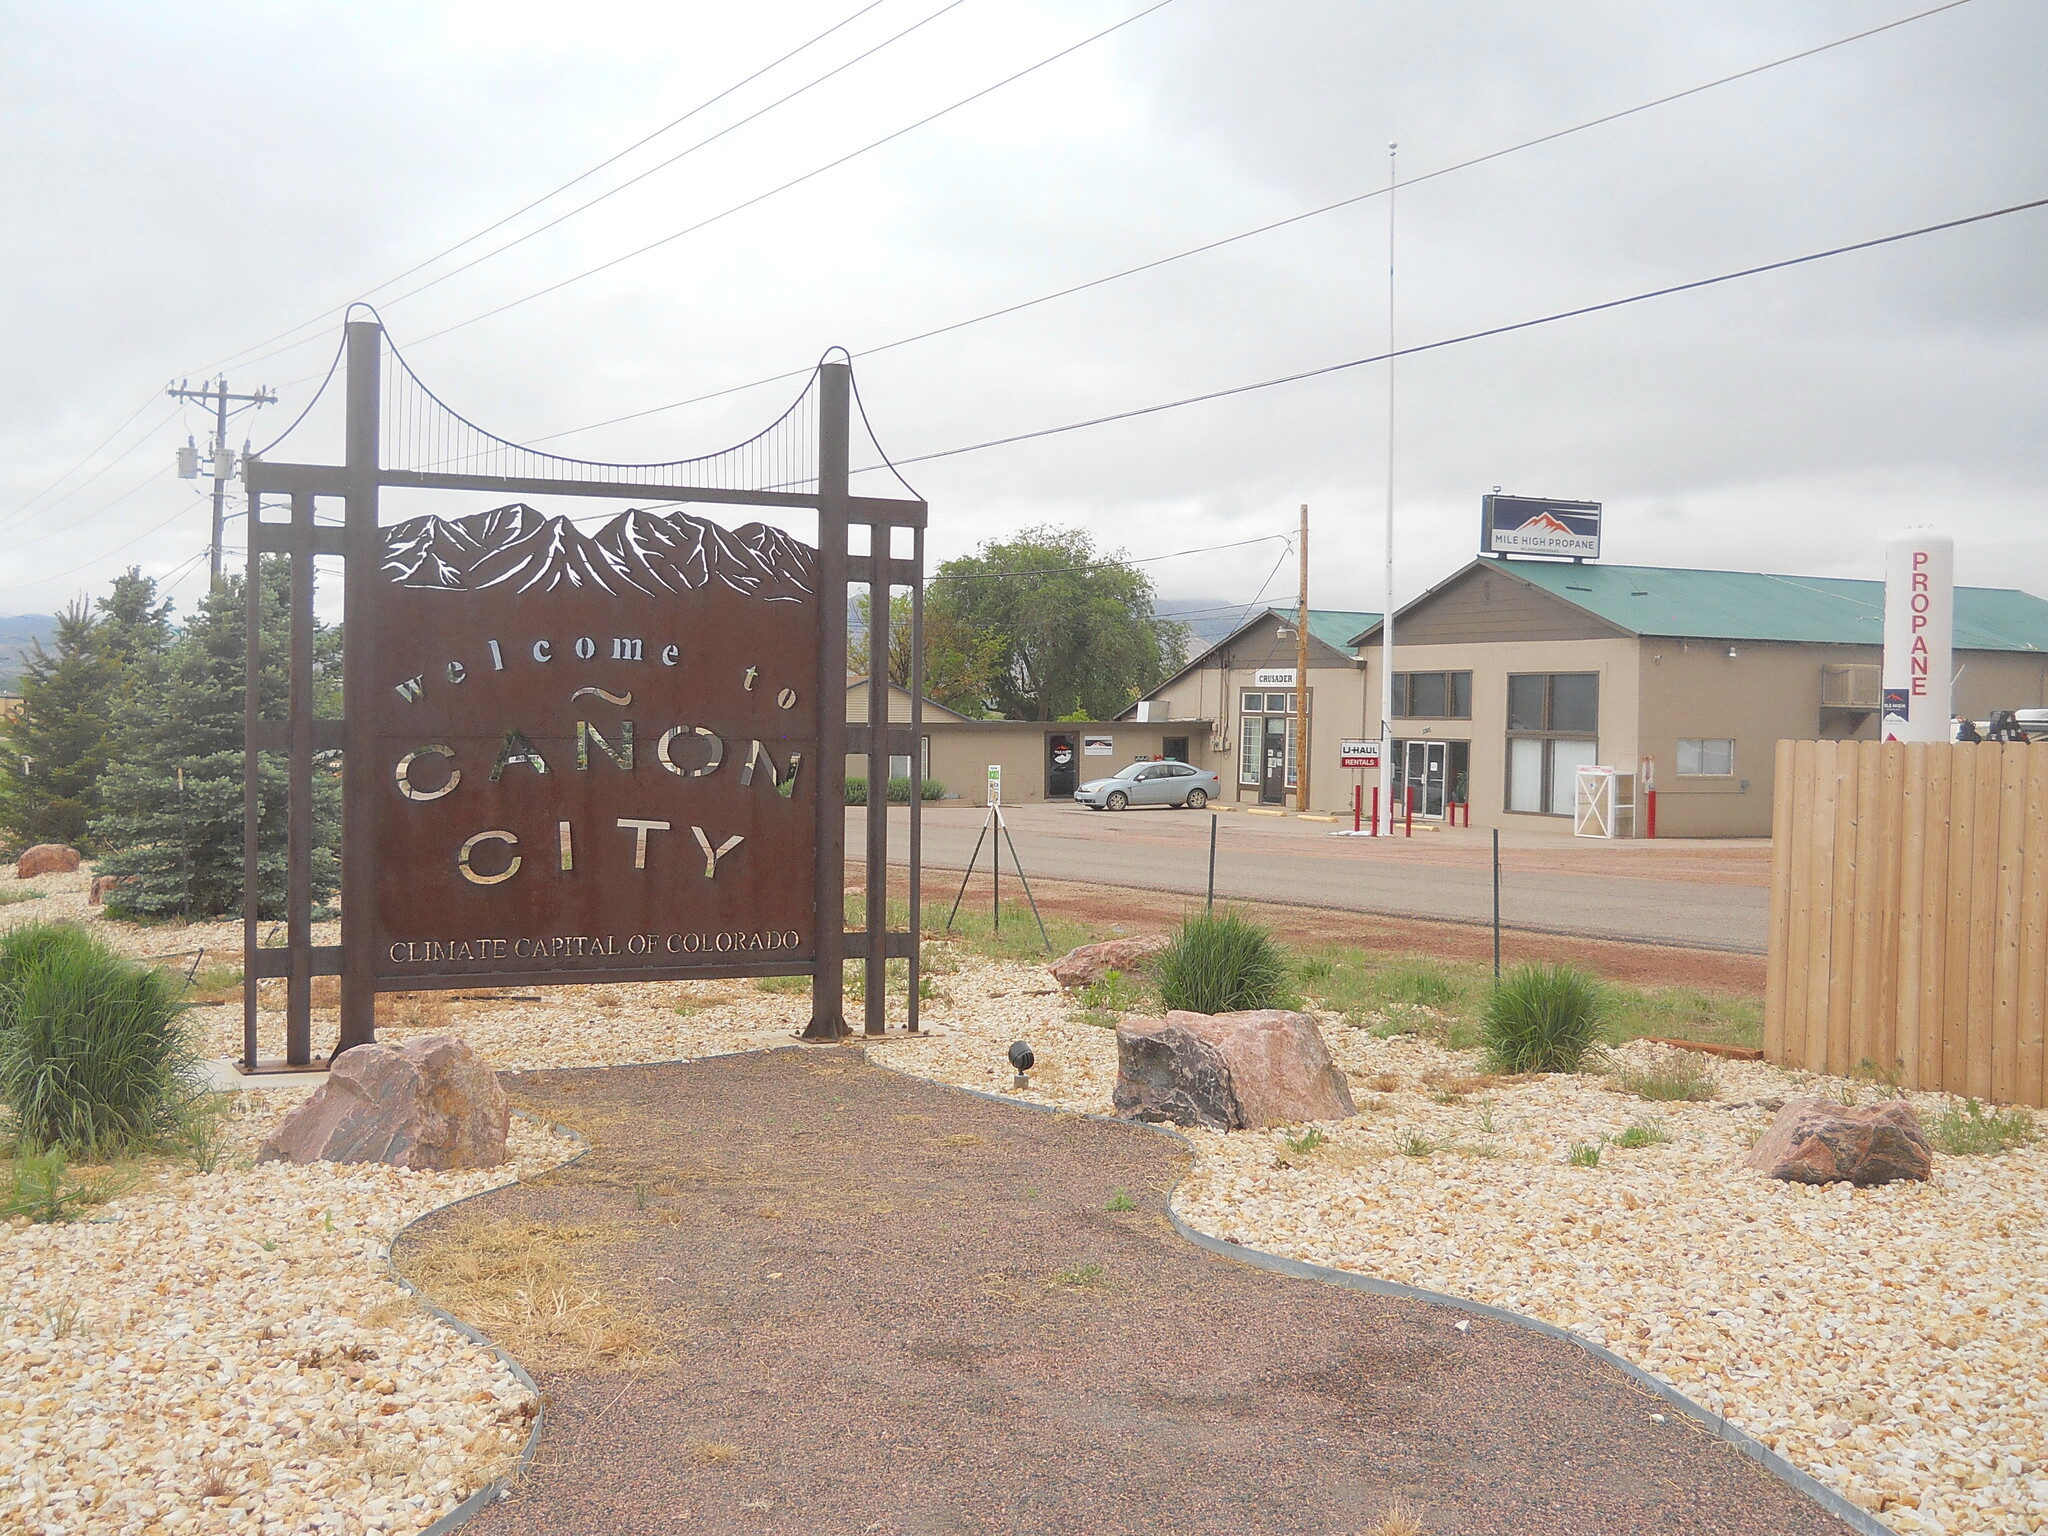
854, 802, 1771, 953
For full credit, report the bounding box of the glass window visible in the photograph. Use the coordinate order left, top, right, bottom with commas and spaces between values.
1507, 738, 1545, 813
1408, 672, 1448, 718
1678, 738, 1735, 776
1507, 674, 1547, 732
1240, 690, 1264, 714
1239, 722, 1259, 785
1548, 738, 1599, 815
1452, 672, 1472, 718
1551, 673, 1599, 733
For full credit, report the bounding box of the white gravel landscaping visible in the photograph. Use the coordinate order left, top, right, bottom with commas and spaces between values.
6, 869, 2044, 1535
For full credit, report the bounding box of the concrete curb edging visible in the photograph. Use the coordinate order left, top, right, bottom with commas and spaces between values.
391, 1108, 593, 1536
926, 1070, 1891, 1536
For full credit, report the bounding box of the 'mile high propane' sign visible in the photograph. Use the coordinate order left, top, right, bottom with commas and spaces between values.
1881, 530, 1953, 744
371, 502, 820, 984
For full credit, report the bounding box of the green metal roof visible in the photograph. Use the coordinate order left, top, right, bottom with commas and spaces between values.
1271, 607, 1382, 655
1486, 558, 2048, 652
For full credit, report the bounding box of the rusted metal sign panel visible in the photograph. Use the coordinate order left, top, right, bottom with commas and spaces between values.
371, 504, 821, 986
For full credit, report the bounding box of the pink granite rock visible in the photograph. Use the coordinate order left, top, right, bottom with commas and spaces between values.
88, 874, 124, 905
1114, 1009, 1355, 1131
258, 1035, 509, 1170
1050, 934, 1172, 990
14, 844, 81, 879
1746, 1098, 1932, 1186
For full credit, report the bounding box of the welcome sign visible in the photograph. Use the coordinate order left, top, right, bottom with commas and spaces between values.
370, 503, 821, 986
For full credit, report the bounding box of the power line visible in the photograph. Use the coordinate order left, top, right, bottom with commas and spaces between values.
367, 0, 977, 322
0, 402, 182, 538
397, 0, 1182, 351
845, 192, 2048, 475
196, 0, 904, 376
521, 0, 1978, 449
0, 475, 201, 596
2, 393, 168, 526
929, 532, 1288, 582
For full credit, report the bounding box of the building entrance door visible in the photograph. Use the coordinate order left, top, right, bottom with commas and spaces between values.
1260, 717, 1289, 804
1046, 733, 1078, 798
1399, 740, 1449, 819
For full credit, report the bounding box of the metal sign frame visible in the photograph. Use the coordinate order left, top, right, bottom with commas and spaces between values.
1480, 494, 1602, 561
237, 320, 924, 1069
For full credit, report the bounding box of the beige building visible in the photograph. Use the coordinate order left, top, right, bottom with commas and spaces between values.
1128, 561, 2048, 837
846, 677, 1205, 806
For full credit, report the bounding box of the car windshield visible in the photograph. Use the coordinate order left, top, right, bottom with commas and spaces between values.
1113, 764, 1147, 780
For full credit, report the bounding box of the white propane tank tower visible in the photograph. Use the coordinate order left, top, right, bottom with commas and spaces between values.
1881, 530, 1953, 743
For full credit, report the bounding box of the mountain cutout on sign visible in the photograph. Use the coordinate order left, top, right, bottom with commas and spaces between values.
1515, 511, 1578, 535
382, 503, 816, 602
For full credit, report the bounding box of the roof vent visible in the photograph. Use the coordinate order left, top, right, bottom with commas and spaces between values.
1567, 584, 1592, 592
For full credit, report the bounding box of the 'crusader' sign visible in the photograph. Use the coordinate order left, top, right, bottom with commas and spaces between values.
370, 502, 820, 985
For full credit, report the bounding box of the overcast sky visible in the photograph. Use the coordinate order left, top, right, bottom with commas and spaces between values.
3, 0, 2044, 625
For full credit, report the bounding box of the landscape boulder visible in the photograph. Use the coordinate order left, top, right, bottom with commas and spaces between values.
1050, 934, 1172, 990
88, 874, 124, 905
1113, 1009, 1355, 1131
1746, 1098, 1933, 1186
13, 844, 81, 879
258, 1035, 509, 1170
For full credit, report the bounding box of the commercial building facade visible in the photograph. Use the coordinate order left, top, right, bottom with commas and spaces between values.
1127, 559, 2048, 837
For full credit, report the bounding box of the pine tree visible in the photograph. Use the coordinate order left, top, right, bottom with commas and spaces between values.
91, 560, 339, 918
94, 567, 173, 672
0, 601, 116, 850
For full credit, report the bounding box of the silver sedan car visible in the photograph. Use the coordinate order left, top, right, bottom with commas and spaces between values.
1074, 759, 1220, 811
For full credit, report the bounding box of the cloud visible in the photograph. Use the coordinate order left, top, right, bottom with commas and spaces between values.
3, 0, 2044, 620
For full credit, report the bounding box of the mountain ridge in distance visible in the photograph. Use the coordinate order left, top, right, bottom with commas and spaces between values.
383, 503, 815, 602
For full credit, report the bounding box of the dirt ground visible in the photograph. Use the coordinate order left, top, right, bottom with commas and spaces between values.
892, 868, 1767, 997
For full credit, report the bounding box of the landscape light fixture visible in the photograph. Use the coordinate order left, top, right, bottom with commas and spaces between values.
1008, 1039, 1035, 1090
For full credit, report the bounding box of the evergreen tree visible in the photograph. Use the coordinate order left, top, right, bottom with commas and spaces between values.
94, 567, 174, 671
0, 601, 115, 850
92, 560, 339, 918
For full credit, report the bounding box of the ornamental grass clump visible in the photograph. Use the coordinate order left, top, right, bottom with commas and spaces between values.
0, 922, 198, 1155
1479, 963, 1607, 1075
1155, 908, 1292, 1015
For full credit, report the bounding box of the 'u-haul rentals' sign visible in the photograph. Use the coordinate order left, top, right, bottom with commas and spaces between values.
1481, 495, 1601, 560
1339, 739, 1381, 769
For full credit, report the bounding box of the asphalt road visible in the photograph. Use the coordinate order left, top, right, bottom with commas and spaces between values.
856, 803, 1771, 954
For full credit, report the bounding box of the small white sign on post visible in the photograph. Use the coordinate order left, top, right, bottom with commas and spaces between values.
986, 763, 1001, 808
1339, 739, 1381, 769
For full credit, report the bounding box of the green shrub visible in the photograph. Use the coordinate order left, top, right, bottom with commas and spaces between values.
1611, 1120, 1672, 1149
0, 922, 103, 1027
1155, 908, 1292, 1015
1397, 1132, 1436, 1158
845, 777, 868, 806
1479, 963, 1606, 1074
1077, 968, 1142, 1014
0, 925, 198, 1154
0, 1149, 118, 1223
1565, 1140, 1603, 1168
1929, 1098, 2037, 1157
1609, 1049, 1718, 1102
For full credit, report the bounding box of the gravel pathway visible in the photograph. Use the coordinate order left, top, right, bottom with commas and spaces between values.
413, 1048, 1852, 1536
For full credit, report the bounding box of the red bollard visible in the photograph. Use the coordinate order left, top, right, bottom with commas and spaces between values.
1405, 785, 1415, 837
1369, 786, 1380, 836
1353, 784, 1363, 833
1646, 789, 1658, 839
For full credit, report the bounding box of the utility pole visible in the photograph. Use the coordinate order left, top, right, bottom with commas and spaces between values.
1378, 141, 1398, 835
1295, 502, 1311, 812
168, 376, 275, 588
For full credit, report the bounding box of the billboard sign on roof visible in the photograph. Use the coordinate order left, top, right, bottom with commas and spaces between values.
1482, 495, 1602, 560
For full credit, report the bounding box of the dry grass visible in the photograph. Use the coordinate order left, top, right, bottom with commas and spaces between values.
400, 1217, 661, 1369
691, 1442, 742, 1466
1360, 1072, 1403, 1093
1605, 1047, 1718, 1102
1420, 1069, 1495, 1101
1364, 1504, 1425, 1536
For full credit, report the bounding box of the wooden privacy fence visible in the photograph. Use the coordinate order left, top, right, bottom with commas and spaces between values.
1765, 740, 2048, 1107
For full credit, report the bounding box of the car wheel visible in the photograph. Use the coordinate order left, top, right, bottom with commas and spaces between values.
1106, 790, 1129, 811
1185, 788, 1208, 810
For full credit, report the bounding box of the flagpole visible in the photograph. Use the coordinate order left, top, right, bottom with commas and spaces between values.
1377, 141, 1398, 833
